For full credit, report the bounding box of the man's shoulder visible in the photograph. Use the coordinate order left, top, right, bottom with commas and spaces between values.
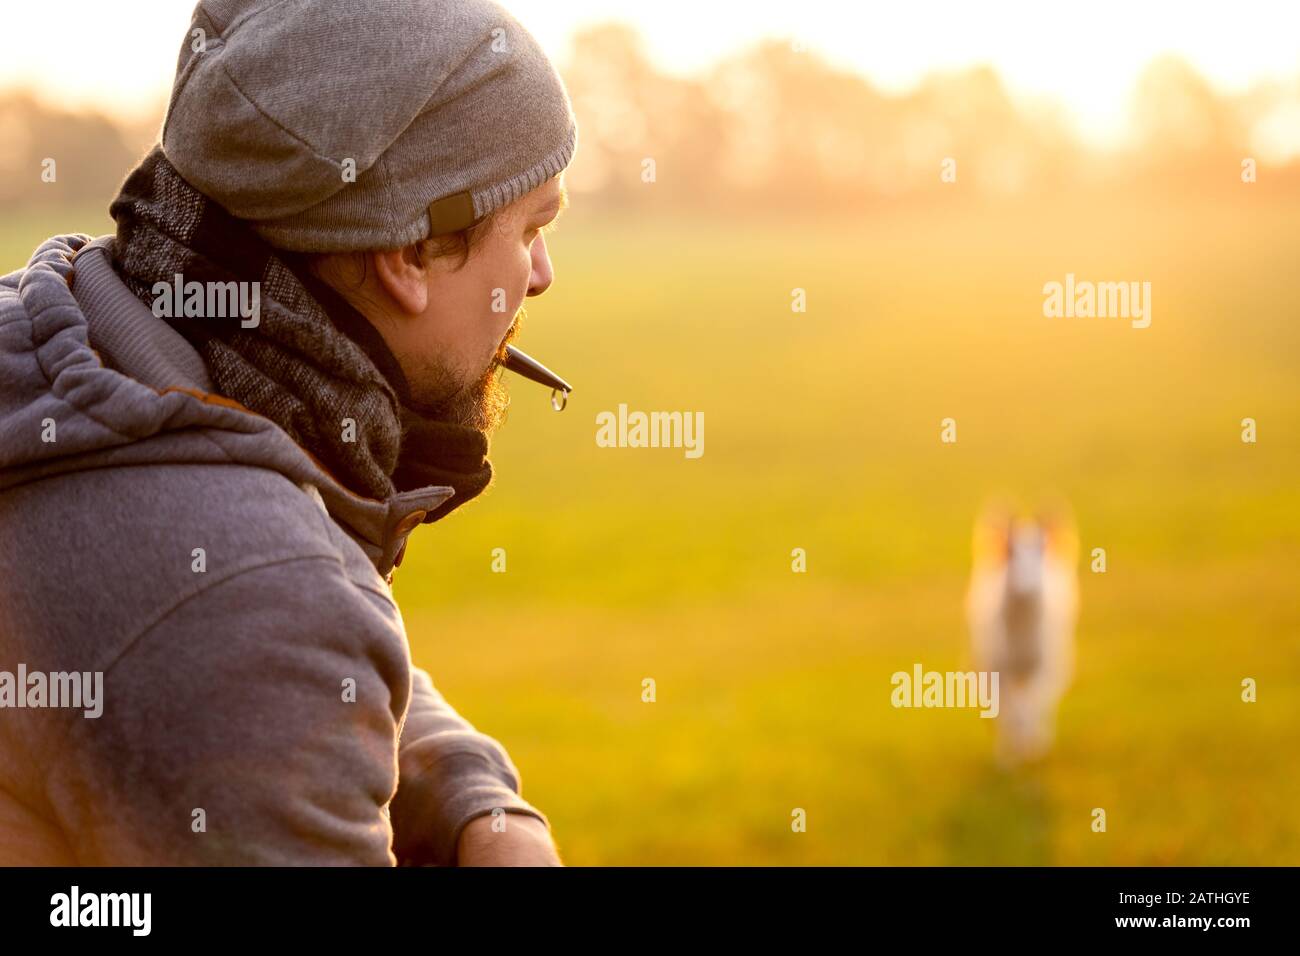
0, 458, 396, 661
58, 458, 349, 563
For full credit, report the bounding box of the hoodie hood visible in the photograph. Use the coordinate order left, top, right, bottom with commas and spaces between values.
0, 233, 453, 574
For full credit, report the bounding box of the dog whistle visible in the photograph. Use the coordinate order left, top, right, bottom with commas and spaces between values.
504, 345, 572, 412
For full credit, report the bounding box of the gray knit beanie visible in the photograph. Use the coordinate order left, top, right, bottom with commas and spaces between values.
161, 0, 578, 252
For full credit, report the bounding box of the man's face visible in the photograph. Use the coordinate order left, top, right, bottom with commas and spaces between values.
383, 176, 567, 429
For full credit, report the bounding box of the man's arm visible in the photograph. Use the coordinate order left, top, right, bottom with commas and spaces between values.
389, 666, 560, 866
49, 556, 414, 865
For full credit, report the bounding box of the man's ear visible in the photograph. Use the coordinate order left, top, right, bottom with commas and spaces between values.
371, 246, 429, 316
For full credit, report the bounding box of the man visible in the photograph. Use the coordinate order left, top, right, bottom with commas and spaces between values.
0, 0, 576, 865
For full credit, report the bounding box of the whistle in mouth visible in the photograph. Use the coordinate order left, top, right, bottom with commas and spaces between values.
503, 345, 573, 411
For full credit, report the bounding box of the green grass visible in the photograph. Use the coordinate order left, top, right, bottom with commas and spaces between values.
396, 192, 1300, 865
7, 192, 1298, 864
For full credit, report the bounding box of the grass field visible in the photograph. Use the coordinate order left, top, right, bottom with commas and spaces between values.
6, 191, 1298, 864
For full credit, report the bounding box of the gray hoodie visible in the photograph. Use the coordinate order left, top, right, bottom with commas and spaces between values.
0, 233, 548, 865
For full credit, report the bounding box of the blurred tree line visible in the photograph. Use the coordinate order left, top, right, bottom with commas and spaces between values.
3, 22, 1298, 215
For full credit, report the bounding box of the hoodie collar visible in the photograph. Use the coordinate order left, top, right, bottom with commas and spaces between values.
46, 234, 454, 577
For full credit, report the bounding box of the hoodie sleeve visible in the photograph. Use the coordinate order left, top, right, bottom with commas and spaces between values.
49, 556, 418, 866
389, 665, 550, 866
48, 552, 548, 866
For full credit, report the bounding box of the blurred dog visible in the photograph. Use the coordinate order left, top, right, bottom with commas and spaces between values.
965, 502, 1079, 766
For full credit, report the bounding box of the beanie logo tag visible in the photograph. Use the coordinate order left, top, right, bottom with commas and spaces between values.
427, 191, 476, 236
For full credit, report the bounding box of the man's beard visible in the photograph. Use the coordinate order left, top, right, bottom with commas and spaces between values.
429, 360, 510, 432
405, 309, 524, 432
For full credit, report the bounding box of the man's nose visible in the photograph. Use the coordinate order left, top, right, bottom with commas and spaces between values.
527, 234, 553, 297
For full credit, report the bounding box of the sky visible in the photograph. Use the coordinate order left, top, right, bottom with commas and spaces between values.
1, 0, 1297, 144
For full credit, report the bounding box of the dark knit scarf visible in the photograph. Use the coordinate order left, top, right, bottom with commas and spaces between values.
108, 146, 492, 521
